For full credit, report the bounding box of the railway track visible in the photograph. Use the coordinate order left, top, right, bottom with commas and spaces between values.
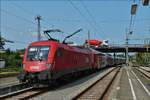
0, 82, 32, 99
72, 67, 120, 100
135, 67, 150, 79
140, 67, 150, 73
0, 87, 48, 100
0, 82, 31, 95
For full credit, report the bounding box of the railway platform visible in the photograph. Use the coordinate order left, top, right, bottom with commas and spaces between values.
109, 66, 150, 100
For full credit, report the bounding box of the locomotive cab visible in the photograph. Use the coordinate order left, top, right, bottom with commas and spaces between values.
25, 46, 50, 72
18, 41, 56, 84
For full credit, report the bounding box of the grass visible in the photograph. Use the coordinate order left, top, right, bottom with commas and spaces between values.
0, 67, 22, 72
0, 67, 21, 78
0, 71, 19, 78
0, 71, 19, 75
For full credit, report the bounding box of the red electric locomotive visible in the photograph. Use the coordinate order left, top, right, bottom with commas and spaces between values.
18, 29, 101, 85
19, 40, 95, 83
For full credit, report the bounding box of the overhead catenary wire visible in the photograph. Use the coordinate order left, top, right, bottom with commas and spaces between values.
13, 40, 29, 44
80, 0, 105, 37
1, 9, 64, 41
1, 8, 35, 36
1, 9, 36, 41
68, 0, 99, 35
1, 8, 53, 41
99, 18, 150, 23
12, 2, 64, 41
10, 2, 54, 29
1, 26, 34, 44
11, 17, 148, 23
10, 2, 37, 16
1, 25, 35, 37
2, 2, 68, 43
2, 25, 24, 33
1, 25, 34, 33
6, 1, 150, 26
1, 9, 35, 25
1, 0, 148, 40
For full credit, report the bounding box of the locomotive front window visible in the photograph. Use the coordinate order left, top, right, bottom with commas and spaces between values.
27, 46, 50, 61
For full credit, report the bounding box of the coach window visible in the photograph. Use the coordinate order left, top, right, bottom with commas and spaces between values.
56, 48, 62, 57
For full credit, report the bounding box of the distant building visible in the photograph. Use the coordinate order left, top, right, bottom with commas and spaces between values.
0, 59, 5, 68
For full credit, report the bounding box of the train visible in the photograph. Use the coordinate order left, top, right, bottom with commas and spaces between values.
18, 29, 125, 86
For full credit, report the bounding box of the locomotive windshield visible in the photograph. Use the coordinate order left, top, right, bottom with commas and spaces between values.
27, 46, 50, 61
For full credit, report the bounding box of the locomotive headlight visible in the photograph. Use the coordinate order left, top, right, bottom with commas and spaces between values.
46, 64, 51, 69
31, 66, 40, 70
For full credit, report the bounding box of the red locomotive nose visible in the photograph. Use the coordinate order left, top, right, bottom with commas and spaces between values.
24, 61, 49, 72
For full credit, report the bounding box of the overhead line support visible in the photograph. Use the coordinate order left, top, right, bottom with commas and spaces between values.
35, 16, 42, 41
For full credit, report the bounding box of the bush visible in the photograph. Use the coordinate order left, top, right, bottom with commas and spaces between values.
0, 49, 25, 71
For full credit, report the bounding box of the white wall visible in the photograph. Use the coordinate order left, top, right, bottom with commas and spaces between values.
0, 60, 5, 68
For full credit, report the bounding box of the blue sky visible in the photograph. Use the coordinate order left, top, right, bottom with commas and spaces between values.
1, 0, 150, 50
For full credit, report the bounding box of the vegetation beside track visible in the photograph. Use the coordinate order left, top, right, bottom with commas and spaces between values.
130, 52, 150, 66
0, 49, 25, 77
0, 66, 21, 78
0, 67, 21, 72
0, 71, 19, 78
1, 48, 24, 68
0, 49, 25, 68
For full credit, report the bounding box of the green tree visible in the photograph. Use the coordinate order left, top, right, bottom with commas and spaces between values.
135, 52, 150, 66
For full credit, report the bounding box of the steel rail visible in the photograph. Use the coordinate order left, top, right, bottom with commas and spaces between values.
19, 88, 48, 100
0, 87, 48, 100
0, 87, 34, 99
72, 67, 120, 100
135, 68, 150, 79
140, 67, 150, 73
0, 82, 31, 98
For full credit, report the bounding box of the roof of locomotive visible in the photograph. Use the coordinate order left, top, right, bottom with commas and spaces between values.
29, 40, 58, 46
29, 40, 92, 54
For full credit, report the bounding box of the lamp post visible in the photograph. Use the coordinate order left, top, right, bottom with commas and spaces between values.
125, 29, 130, 66
125, 3, 137, 66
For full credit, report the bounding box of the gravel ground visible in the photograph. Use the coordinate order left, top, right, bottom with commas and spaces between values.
0, 76, 19, 88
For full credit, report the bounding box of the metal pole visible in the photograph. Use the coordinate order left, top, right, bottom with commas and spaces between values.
146, 39, 148, 52
35, 16, 41, 41
126, 28, 129, 66
87, 30, 90, 47
126, 8, 134, 66
127, 15, 133, 64
114, 52, 116, 64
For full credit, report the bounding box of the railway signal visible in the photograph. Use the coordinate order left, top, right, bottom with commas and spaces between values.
142, 0, 149, 6
131, 3, 138, 15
